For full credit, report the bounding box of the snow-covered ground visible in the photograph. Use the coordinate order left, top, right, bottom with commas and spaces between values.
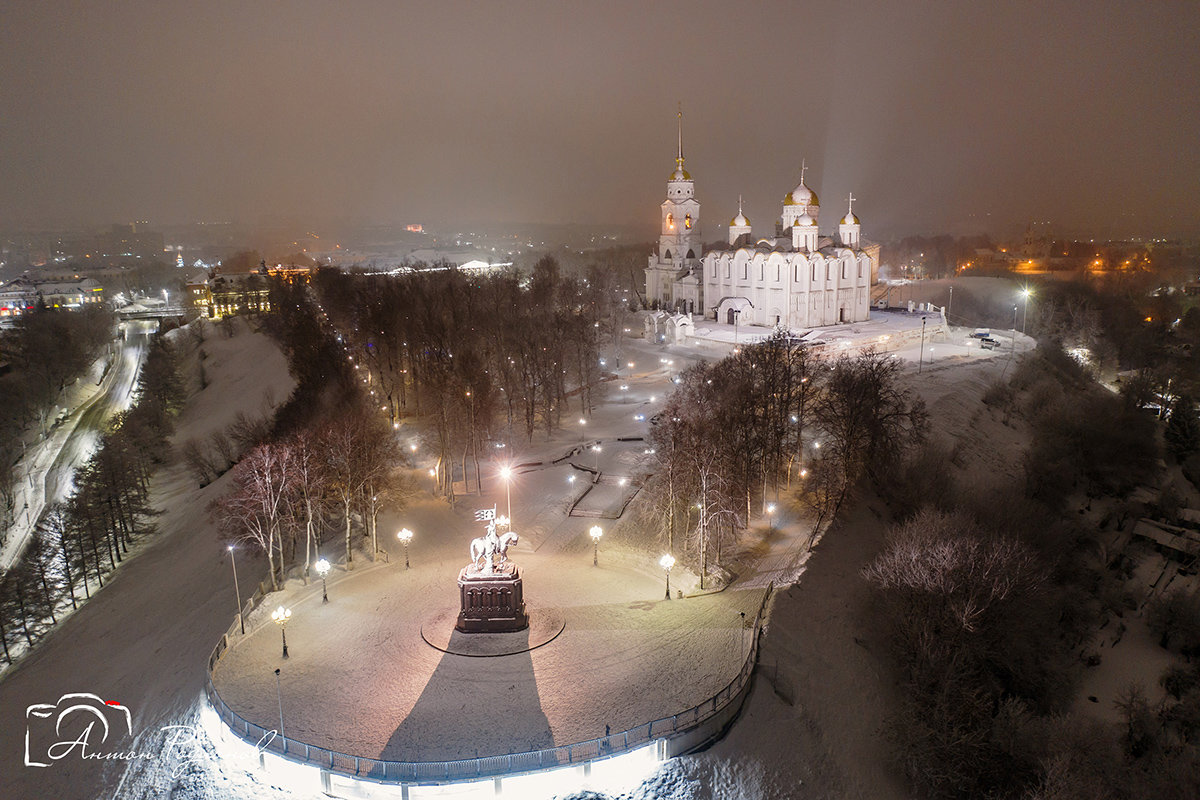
0, 313, 1038, 800
0, 318, 295, 800
0, 320, 153, 572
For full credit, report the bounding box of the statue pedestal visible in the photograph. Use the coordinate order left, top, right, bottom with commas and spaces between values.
455, 563, 529, 633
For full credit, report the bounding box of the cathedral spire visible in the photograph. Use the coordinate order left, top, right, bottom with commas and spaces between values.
799, 158, 807, 186
847, 192, 855, 215
676, 103, 685, 169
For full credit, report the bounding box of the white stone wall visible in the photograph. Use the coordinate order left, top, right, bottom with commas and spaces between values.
702, 248, 872, 328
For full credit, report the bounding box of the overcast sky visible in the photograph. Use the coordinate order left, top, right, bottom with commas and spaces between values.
2, 1, 1198, 239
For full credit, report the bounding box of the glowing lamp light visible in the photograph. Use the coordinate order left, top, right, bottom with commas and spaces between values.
659, 553, 676, 598
315, 558, 330, 577
397, 527, 414, 568
271, 605, 292, 658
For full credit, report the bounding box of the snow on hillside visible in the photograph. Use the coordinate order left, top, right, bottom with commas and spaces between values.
0, 318, 295, 800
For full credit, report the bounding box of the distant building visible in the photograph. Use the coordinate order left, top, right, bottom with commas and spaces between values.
186, 261, 311, 318
0, 276, 104, 315
645, 113, 876, 329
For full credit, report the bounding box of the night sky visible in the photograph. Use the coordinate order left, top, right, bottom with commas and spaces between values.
2, 1, 1198, 238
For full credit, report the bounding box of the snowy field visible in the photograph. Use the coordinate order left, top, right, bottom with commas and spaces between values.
0, 313, 1032, 800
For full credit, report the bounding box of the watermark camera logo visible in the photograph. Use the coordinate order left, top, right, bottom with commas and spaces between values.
25, 693, 133, 767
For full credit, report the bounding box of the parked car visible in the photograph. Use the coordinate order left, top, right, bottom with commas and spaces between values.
979, 337, 1000, 350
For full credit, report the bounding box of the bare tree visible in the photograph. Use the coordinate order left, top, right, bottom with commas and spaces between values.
210, 442, 295, 591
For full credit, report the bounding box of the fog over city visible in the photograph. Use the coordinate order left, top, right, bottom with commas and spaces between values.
3, 1, 1198, 238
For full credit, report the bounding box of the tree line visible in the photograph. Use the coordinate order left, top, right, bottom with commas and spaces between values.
199, 280, 411, 591
864, 342, 1200, 799
0, 305, 113, 529
641, 331, 928, 585
0, 336, 182, 664
309, 257, 623, 500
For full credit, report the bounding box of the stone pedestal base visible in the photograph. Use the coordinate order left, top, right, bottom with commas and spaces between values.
456, 563, 528, 633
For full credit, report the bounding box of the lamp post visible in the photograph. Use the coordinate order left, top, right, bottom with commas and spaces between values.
271, 606, 292, 659
1012, 304, 1018, 356
227, 545, 244, 634
918, 316, 927, 373
315, 558, 330, 602
948, 285, 953, 318
660, 554, 675, 600
1021, 287, 1032, 335
766, 503, 776, 533
593, 444, 602, 474
397, 528, 413, 568
590, 526, 603, 566
274, 668, 285, 742
499, 466, 513, 523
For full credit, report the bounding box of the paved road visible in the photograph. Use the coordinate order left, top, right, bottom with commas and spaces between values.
1, 320, 153, 572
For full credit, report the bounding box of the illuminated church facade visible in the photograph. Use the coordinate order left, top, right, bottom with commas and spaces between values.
644, 119, 877, 330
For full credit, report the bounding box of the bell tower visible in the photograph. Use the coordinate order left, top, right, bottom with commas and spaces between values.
646, 107, 702, 310
659, 108, 701, 264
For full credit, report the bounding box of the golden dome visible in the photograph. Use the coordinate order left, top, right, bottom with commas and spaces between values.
730, 211, 750, 226
841, 212, 859, 225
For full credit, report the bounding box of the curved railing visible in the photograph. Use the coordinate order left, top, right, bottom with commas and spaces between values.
205, 584, 771, 785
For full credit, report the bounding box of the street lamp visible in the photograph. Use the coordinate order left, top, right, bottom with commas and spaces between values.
499, 466, 513, 523
274, 668, 285, 742
918, 316, 927, 374
766, 503, 776, 533
660, 554, 675, 600
397, 528, 413, 568
593, 444, 602, 473
590, 525, 603, 566
1020, 287, 1033, 334
1012, 304, 1018, 356
227, 545, 244, 634
315, 558, 330, 602
271, 605, 292, 659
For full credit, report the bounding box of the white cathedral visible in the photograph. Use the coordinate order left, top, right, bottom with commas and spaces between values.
644, 119, 878, 330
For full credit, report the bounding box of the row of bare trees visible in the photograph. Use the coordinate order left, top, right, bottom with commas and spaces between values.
0, 336, 182, 664
641, 332, 928, 584
209, 387, 410, 589
311, 257, 621, 500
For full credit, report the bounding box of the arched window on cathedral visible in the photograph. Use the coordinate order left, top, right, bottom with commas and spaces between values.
775, 263, 781, 282
666, 213, 674, 230
684, 214, 692, 229
841, 262, 847, 280
858, 260, 863, 278
725, 261, 730, 279
665, 249, 672, 260
811, 263, 816, 282
742, 262, 749, 280
686, 249, 695, 260
826, 264, 831, 281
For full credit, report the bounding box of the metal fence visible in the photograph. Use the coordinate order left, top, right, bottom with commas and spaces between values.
205, 583, 772, 785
